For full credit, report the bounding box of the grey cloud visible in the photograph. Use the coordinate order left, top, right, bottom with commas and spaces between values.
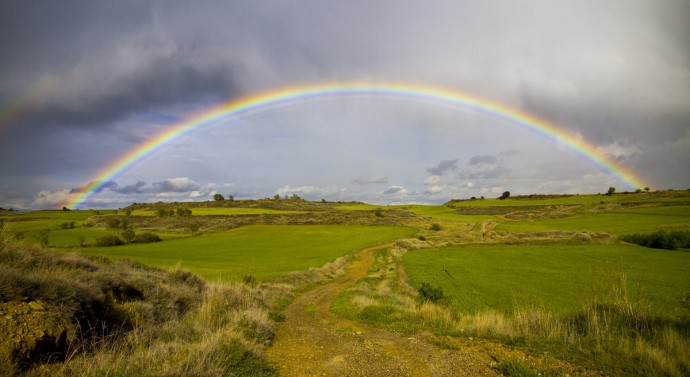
353, 176, 388, 185
113, 181, 147, 194
469, 155, 497, 166
382, 186, 406, 195
152, 178, 200, 193
69, 181, 117, 194
427, 160, 458, 176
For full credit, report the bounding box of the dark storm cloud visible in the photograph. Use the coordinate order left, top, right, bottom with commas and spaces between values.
427, 160, 459, 176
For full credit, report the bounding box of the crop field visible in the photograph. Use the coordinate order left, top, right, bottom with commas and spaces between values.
496, 205, 690, 234
82, 225, 416, 281
0, 209, 118, 245
403, 243, 690, 315
402, 192, 690, 315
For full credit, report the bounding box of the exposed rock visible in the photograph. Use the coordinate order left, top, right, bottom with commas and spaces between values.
0, 301, 70, 368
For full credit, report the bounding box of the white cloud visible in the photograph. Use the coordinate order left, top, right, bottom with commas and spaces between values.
275, 185, 345, 199
424, 175, 442, 186
32, 190, 73, 207
423, 185, 446, 194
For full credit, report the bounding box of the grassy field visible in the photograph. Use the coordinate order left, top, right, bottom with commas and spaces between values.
82, 225, 416, 281
405, 205, 494, 222
496, 205, 690, 235
1, 209, 119, 246
403, 243, 690, 315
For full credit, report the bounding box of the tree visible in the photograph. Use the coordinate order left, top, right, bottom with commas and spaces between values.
213, 193, 225, 201
227, 195, 234, 202
606, 187, 616, 196
644, 187, 650, 193
499, 191, 511, 200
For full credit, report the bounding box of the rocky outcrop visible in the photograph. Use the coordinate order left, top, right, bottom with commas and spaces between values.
0, 300, 69, 368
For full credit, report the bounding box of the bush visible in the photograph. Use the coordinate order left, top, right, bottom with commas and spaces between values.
106, 218, 121, 230
121, 229, 136, 243
95, 235, 123, 247
429, 223, 442, 231
621, 230, 690, 250
135, 232, 162, 243
418, 282, 444, 303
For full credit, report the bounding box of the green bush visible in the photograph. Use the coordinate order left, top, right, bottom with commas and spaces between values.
135, 232, 162, 243
95, 235, 123, 247
621, 230, 690, 250
429, 223, 442, 231
418, 282, 444, 303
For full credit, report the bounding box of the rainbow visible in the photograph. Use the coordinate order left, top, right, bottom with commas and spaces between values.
64, 82, 648, 209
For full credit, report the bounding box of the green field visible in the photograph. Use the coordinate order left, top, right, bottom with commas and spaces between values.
497, 205, 690, 235
403, 243, 690, 315
1, 210, 119, 245
83, 225, 416, 281
405, 205, 494, 222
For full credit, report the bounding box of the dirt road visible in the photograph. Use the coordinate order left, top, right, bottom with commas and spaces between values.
265, 244, 504, 376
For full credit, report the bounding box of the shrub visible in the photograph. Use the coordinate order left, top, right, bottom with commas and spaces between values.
37, 229, 50, 247
121, 229, 136, 243
95, 235, 123, 247
135, 232, 162, 243
418, 282, 444, 303
621, 230, 690, 250
429, 223, 442, 231
106, 218, 121, 230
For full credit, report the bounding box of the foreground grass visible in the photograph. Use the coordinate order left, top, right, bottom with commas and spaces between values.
82, 225, 416, 281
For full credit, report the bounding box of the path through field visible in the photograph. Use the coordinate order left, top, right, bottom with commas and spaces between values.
265, 244, 504, 376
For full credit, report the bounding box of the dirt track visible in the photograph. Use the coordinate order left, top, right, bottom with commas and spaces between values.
265, 244, 504, 376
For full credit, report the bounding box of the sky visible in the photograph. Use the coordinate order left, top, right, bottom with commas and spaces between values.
1, 0, 688, 210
